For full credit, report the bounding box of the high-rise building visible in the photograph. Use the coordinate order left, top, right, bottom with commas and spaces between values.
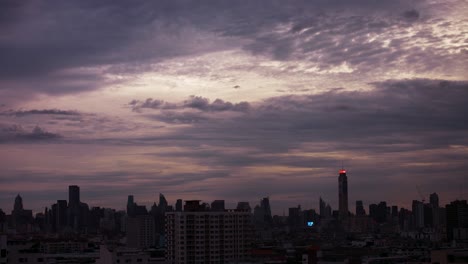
446, 200, 468, 242
127, 215, 156, 249
412, 200, 425, 229
127, 195, 135, 217
338, 169, 348, 219
211, 200, 225, 212
13, 194, 23, 212
56, 200, 68, 232
236, 202, 251, 213
430, 193, 439, 208
166, 201, 253, 264
356, 200, 366, 216
69, 185, 80, 207
319, 197, 332, 219
176, 199, 183, 212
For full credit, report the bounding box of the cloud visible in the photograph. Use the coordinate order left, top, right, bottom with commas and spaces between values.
1, 109, 80, 117
130, 96, 251, 113
130, 79, 468, 155
0, 125, 62, 142
1, 0, 466, 103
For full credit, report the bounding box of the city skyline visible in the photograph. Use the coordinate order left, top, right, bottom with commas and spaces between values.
0, 180, 456, 217
1, 1, 467, 215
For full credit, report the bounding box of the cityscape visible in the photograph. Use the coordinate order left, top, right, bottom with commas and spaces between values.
1, 0, 468, 263
1, 170, 467, 263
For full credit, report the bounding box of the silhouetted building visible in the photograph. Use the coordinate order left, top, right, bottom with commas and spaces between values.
236, 202, 251, 213
369, 202, 388, 224
446, 200, 468, 242
12, 194, 33, 233
127, 215, 156, 249
211, 200, 225, 212
288, 205, 302, 232
338, 169, 348, 219
412, 200, 425, 229
69, 185, 80, 207
356, 201, 366, 216
14, 194, 23, 212
166, 201, 253, 264
254, 197, 273, 227
319, 197, 332, 219
67, 185, 88, 232
392, 206, 398, 218
430, 193, 439, 208
175, 199, 183, 212
127, 195, 135, 217
56, 200, 68, 233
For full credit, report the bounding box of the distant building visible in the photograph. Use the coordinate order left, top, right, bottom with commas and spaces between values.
236, 202, 251, 213
166, 200, 253, 264
446, 200, 468, 242
211, 200, 225, 212
356, 200, 366, 216
338, 169, 349, 219
127, 215, 156, 249
319, 197, 332, 219
412, 200, 425, 229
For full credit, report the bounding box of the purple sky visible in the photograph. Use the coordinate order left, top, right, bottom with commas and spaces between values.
1, 0, 467, 215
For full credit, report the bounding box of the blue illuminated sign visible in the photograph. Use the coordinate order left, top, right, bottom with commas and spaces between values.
307, 221, 314, 227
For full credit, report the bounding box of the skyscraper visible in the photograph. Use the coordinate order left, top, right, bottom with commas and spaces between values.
69, 185, 80, 207
356, 200, 366, 216
338, 169, 348, 219
14, 194, 23, 212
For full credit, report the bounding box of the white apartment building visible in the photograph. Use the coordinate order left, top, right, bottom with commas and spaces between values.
166, 201, 253, 264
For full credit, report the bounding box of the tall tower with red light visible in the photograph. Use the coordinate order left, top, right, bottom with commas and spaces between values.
338, 169, 348, 219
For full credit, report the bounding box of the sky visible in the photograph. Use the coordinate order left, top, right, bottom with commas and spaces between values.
0, 0, 467, 215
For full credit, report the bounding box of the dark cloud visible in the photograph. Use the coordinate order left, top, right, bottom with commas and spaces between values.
132, 79, 468, 154
0, 125, 62, 142
130, 96, 251, 113
403, 9, 420, 21
1, 109, 79, 117
2, 0, 463, 102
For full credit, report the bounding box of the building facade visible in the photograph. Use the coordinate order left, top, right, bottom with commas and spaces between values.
166, 201, 253, 264
338, 169, 349, 219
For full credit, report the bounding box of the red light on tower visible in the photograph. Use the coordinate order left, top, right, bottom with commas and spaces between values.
339, 169, 346, 174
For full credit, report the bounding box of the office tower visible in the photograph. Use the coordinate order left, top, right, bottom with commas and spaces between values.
67, 185, 89, 232
319, 197, 326, 218
159, 193, 168, 212
68, 185, 81, 230
127, 195, 135, 217
392, 206, 398, 218
424, 203, 433, 228
69, 185, 80, 206
211, 200, 225, 211
412, 200, 425, 229
176, 199, 183, 212
56, 200, 68, 232
319, 197, 332, 219
288, 205, 303, 232
356, 201, 366, 216
430, 193, 439, 208
338, 169, 349, 219
11, 194, 33, 233
166, 201, 253, 264
127, 215, 156, 249
260, 197, 273, 224
446, 200, 468, 242
236, 202, 251, 213
13, 194, 23, 212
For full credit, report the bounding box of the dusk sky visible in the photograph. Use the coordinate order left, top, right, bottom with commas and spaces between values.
1, 0, 467, 215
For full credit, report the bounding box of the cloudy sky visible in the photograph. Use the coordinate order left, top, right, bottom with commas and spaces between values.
1, 0, 467, 214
